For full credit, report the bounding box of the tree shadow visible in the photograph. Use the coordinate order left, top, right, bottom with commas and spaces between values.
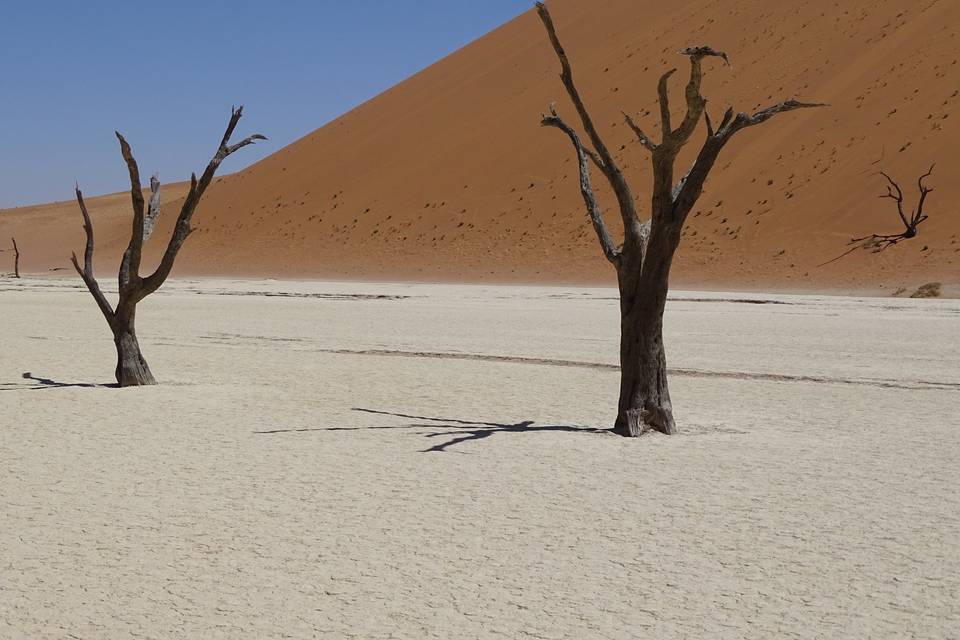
357, 408, 610, 452
0, 372, 116, 391
254, 408, 609, 452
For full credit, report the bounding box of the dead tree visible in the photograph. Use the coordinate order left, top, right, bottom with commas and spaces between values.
819, 165, 935, 266
71, 106, 265, 386
536, 2, 823, 436
855, 165, 934, 250
11, 237, 20, 278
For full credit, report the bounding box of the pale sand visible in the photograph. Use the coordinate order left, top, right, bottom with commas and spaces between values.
1, 277, 958, 638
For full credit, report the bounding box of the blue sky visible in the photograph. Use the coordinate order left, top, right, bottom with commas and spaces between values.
0, 1, 531, 208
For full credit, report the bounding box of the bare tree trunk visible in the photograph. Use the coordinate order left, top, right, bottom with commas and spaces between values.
111, 308, 155, 387
11, 237, 20, 278
113, 327, 155, 387
614, 265, 675, 436
536, 2, 823, 436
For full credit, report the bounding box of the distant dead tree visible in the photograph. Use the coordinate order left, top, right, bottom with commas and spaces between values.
11, 237, 20, 278
536, 2, 823, 436
72, 107, 265, 386
819, 165, 935, 266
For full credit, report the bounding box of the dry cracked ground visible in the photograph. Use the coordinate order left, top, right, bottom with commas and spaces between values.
1, 278, 958, 639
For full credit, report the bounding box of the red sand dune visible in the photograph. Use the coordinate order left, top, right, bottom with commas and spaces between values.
2, 0, 958, 294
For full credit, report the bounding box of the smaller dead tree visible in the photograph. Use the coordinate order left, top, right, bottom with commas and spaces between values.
72, 107, 265, 386
855, 165, 935, 250
11, 237, 20, 278
820, 165, 935, 266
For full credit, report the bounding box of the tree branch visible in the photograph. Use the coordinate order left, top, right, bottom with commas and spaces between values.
667, 47, 730, 147
536, 2, 642, 236
722, 100, 827, 137
657, 68, 676, 139
535, 2, 619, 178
622, 111, 657, 152
542, 107, 620, 266
913, 164, 934, 227
70, 186, 115, 323
673, 99, 825, 222
650, 47, 730, 226
115, 132, 147, 289
140, 107, 265, 296
878, 171, 908, 228
144, 174, 162, 241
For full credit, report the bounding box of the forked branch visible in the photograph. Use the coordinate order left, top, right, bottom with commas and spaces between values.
673, 47, 729, 145
535, 1, 619, 178
536, 1, 643, 243
139, 106, 266, 296
672, 98, 825, 221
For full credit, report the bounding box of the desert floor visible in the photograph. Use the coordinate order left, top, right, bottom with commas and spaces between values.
1, 277, 958, 639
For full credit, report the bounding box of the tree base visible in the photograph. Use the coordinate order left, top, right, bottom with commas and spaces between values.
114, 331, 157, 387
117, 371, 158, 387
613, 407, 676, 437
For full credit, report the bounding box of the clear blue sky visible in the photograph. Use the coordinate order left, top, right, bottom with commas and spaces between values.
0, 1, 531, 208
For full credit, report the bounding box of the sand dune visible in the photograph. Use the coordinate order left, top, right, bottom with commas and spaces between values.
1, 0, 958, 294
2, 277, 958, 638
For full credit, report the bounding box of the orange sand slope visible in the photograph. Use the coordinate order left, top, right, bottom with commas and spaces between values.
1, 0, 957, 293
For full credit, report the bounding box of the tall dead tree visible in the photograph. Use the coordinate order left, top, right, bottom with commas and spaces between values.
11, 237, 20, 278
72, 106, 265, 386
536, 2, 823, 436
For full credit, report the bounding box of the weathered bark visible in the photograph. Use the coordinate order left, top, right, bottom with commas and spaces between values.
112, 317, 156, 386
11, 237, 19, 278
537, 2, 823, 435
614, 260, 674, 436
71, 107, 265, 386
